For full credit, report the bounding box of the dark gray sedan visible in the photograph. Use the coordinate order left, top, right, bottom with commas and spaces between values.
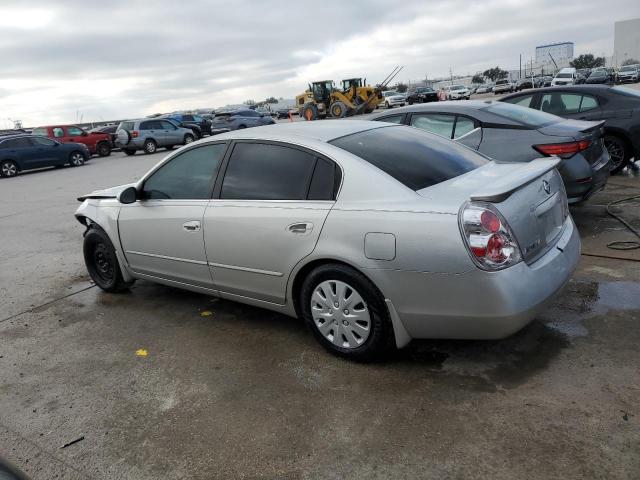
210, 109, 275, 131
369, 101, 610, 204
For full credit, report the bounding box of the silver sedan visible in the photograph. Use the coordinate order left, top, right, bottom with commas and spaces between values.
75, 121, 580, 361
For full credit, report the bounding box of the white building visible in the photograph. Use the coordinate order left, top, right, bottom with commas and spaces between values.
614, 18, 640, 67
535, 42, 574, 69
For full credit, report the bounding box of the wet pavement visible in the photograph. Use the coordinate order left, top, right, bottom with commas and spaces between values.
1, 153, 639, 479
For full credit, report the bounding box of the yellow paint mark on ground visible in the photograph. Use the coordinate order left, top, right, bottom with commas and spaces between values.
200, 311, 213, 317
135, 349, 148, 357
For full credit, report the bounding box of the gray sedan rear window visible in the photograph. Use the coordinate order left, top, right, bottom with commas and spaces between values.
483, 103, 558, 127
329, 126, 487, 191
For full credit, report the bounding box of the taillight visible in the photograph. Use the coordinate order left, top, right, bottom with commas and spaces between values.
131, 130, 139, 138
459, 202, 522, 271
533, 140, 591, 159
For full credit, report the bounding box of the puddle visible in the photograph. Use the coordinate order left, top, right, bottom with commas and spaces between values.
592, 281, 640, 314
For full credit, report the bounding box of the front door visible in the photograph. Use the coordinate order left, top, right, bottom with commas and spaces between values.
159, 120, 181, 144
203, 142, 339, 304
118, 143, 227, 288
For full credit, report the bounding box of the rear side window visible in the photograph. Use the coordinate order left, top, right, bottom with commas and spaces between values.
52, 127, 64, 138
410, 113, 455, 138
454, 117, 476, 138
376, 114, 403, 124
221, 143, 317, 200
32, 136, 55, 146
3, 137, 32, 148
330, 126, 487, 191
507, 94, 534, 108
307, 157, 340, 200
143, 144, 226, 199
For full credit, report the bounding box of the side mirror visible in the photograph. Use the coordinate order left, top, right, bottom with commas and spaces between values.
118, 186, 138, 204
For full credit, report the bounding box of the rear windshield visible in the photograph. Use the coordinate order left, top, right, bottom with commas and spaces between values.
483, 102, 558, 127
611, 86, 640, 98
329, 126, 487, 191
119, 121, 134, 131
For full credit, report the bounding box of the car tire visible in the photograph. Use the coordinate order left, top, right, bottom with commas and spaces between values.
604, 134, 631, 174
408, 99, 414, 105
123, 149, 136, 156
83, 226, 133, 293
68, 151, 85, 167
96, 142, 111, 157
237, 125, 247, 129
183, 134, 194, 145
330, 101, 348, 118
299, 263, 395, 362
143, 139, 157, 154
302, 104, 319, 121
166, 145, 174, 150
0, 159, 19, 178
385, 101, 391, 109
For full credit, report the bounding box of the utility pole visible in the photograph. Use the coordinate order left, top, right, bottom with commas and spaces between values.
519, 54, 522, 79
449, 67, 453, 85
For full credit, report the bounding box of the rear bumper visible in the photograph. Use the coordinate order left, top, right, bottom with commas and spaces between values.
560, 150, 610, 204
369, 216, 580, 340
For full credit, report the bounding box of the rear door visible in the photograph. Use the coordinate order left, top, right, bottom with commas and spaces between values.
118, 143, 227, 287
30, 136, 61, 165
203, 141, 338, 304
3, 137, 42, 169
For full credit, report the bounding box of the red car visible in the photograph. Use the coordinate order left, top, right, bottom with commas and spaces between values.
31, 125, 112, 157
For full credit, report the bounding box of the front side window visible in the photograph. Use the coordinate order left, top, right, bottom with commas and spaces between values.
32, 136, 56, 146
160, 120, 177, 130
410, 113, 455, 139
580, 95, 599, 112
52, 127, 64, 138
67, 126, 84, 136
142, 144, 226, 199
330, 126, 487, 191
221, 143, 317, 200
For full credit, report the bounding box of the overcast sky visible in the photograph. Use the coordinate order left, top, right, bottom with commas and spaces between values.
1, 0, 638, 126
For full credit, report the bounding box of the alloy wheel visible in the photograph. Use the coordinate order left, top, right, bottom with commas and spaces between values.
310, 280, 371, 349
604, 136, 625, 172
70, 153, 84, 166
1, 161, 17, 177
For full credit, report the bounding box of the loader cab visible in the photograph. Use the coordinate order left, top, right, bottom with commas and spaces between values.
311, 80, 334, 105
341, 78, 363, 92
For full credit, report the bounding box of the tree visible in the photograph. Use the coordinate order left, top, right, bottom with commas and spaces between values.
264, 96, 278, 104
570, 54, 605, 69
244, 99, 256, 106
482, 67, 508, 82
472, 74, 485, 84
395, 82, 408, 93
622, 58, 640, 66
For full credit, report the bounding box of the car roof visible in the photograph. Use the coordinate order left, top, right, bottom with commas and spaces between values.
368, 100, 496, 117
502, 85, 613, 98
209, 120, 389, 143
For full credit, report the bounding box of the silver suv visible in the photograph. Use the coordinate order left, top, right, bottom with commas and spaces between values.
493, 79, 516, 94
116, 118, 196, 155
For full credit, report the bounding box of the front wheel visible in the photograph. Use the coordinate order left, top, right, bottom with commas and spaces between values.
83, 226, 133, 292
183, 134, 194, 145
604, 134, 631, 174
123, 149, 136, 156
300, 264, 395, 362
68, 151, 85, 167
96, 142, 111, 157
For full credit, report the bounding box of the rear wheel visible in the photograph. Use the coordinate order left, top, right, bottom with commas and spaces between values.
123, 149, 136, 156
300, 264, 395, 362
83, 226, 133, 292
68, 151, 85, 167
0, 160, 18, 178
183, 134, 194, 145
96, 142, 111, 157
604, 134, 631, 174
143, 139, 157, 154
166, 145, 175, 150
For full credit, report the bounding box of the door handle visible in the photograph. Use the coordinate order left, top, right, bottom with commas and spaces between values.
288, 222, 313, 234
183, 220, 201, 232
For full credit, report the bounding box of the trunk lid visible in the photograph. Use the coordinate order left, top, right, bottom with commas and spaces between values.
418, 158, 568, 264
538, 120, 606, 166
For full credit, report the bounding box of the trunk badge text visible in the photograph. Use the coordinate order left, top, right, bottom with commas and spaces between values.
542, 180, 551, 195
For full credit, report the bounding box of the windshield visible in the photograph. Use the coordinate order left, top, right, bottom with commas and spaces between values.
556, 73, 573, 78
417, 87, 434, 93
483, 102, 559, 127
384, 91, 398, 97
589, 71, 605, 77
620, 66, 637, 72
329, 126, 487, 191
451, 85, 465, 90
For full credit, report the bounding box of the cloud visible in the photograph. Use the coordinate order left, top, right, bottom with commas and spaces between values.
0, 0, 638, 125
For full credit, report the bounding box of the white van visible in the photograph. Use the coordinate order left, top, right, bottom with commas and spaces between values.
551, 68, 577, 86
